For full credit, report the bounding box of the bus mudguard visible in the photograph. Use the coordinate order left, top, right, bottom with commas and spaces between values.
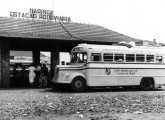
69, 73, 86, 84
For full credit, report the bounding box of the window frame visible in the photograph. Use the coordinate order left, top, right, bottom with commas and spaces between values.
103, 53, 113, 62
70, 52, 87, 63
126, 54, 135, 62
146, 55, 154, 63
156, 56, 163, 63
136, 54, 145, 62
114, 54, 124, 62
91, 53, 102, 62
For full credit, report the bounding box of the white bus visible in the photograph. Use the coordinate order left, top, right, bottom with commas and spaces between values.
52, 43, 165, 92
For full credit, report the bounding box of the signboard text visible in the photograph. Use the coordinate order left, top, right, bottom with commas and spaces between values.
10, 8, 71, 22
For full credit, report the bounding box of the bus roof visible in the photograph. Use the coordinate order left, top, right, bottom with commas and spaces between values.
72, 43, 165, 54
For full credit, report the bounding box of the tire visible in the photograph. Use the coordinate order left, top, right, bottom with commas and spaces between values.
70, 77, 86, 92
140, 78, 152, 91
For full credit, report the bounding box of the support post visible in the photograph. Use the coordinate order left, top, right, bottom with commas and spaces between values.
0, 40, 10, 88
32, 49, 40, 66
51, 49, 59, 77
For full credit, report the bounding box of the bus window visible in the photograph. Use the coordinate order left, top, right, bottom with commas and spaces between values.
91, 53, 101, 61
146, 55, 154, 62
136, 54, 145, 62
156, 56, 162, 63
126, 54, 135, 62
103, 53, 113, 62
115, 54, 124, 62
71, 53, 87, 63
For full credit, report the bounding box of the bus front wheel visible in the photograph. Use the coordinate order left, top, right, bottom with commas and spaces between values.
140, 78, 153, 91
70, 77, 86, 92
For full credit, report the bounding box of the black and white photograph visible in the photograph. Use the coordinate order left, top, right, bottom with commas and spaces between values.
0, 0, 165, 119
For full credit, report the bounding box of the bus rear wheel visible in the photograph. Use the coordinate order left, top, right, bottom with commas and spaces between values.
140, 78, 153, 91
70, 77, 86, 92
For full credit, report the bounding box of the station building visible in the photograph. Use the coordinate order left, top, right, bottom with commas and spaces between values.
0, 16, 141, 88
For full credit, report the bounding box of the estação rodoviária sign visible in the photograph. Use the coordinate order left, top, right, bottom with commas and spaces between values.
10, 8, 71, 22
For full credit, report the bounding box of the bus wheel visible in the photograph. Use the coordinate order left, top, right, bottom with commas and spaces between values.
70, 77, 86, 92
140, 78, 152, 91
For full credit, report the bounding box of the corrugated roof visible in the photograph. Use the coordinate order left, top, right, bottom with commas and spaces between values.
0, 17, 141, 42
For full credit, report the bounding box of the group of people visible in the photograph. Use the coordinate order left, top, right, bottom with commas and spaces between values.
12, 63, 50, 88
12, 64, 28, 87
29, 63, 49, 88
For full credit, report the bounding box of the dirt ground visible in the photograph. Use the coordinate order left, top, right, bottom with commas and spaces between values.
1, 87, 165, 120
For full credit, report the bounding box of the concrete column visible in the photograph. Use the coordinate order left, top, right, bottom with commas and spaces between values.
50, 49, 59, 77
0, 40, 10, 88
0, 41, 2, 87
32, 49, 40, 66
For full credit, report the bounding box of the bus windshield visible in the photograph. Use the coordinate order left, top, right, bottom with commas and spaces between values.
71, 52, 87, 63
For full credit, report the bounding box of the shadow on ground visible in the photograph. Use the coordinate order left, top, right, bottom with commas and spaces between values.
40, 86, 165, 93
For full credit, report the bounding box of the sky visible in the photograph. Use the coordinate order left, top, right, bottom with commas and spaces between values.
1, 0, 165, 60
0, 0, 165, 43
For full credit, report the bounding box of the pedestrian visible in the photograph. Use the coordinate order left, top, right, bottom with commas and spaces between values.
20, 66, 27, 87
17, 64, 22, 87
13, 64, 18, 87
39, 63, 48, 87
35, 64, 41, 87
13, 63, 23, 87
29, 63, 36, 87
66, 62, 70, 65
47, 69, 52, 87
61, 61, 65, 65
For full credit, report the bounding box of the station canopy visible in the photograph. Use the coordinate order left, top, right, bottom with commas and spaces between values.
0, 17, 141, 43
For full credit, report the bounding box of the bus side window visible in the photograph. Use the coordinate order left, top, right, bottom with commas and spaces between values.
156, 56, 162, 63
136, 54, 145, 62
91, 53, 101, 61
126, 54, 135, 62
115, 54, 124, 62
146, 55, 154, 62
103, 53, 113, 62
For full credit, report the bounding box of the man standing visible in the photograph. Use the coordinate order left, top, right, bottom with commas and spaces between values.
40, 63, 48, 87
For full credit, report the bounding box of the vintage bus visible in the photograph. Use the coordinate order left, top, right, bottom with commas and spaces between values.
51, 43, 165, 92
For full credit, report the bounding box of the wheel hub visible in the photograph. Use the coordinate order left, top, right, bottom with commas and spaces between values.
75, 81, 82, 88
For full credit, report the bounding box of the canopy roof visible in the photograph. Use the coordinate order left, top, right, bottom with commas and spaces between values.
0, 17, 141, 43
